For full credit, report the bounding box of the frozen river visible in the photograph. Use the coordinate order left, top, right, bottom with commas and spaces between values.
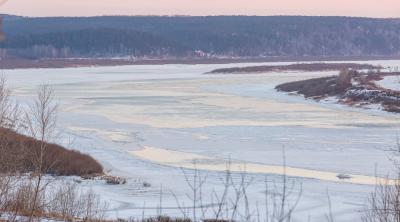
4, 60, 400, 221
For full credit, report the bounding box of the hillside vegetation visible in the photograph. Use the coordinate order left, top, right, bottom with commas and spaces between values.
0, 127, 103, 176
1, 16, 400, 59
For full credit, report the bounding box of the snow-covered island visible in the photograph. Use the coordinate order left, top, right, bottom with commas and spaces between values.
206, 62, 380, 74
276, 69, 400, 113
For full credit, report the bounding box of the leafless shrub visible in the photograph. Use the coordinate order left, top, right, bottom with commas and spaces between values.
0, 75, 21, 130
46, 181, 108, 221
0, 175, 15, 219
0, 178, 108, 222
0, 179, 45, 221
362, 141, 400, 222
336, 69, 354, 92
362, 178, 400, 222
181, 162, 208, 221
262, 149, 302, 222
170, 150, 302, 222
12, 180, 44, 217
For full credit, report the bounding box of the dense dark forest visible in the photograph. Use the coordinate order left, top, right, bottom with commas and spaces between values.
1, 15, 400, 59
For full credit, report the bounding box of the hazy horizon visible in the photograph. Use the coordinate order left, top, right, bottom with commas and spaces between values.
1, 0, 400, 18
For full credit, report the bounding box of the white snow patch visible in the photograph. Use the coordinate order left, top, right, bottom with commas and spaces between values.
130, 146, 391, 185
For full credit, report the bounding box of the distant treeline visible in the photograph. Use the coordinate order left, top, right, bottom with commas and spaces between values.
1, 15, 400, 59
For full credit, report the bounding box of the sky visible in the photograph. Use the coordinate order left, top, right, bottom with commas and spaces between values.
0, 0, 399, 18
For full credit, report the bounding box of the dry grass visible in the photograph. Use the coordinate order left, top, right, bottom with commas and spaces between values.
1, 180, 108, 222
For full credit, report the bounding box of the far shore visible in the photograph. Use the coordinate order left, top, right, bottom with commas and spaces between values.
1, 55, 400, 69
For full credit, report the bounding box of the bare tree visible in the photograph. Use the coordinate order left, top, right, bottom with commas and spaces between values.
171, 150, 302, 222
362, 140, 400, 222
0, 76, 23, 221
24, 84, 58, 222
362, 178, 400, 222
0, 76, 20, 130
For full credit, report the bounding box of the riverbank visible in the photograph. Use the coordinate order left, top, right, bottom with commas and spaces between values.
0, 56, 399, 69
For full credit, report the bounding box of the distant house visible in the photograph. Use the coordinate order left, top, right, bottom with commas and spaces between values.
194, 50, 207, 57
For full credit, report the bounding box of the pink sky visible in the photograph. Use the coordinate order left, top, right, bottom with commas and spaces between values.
1, 0, 399, 18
